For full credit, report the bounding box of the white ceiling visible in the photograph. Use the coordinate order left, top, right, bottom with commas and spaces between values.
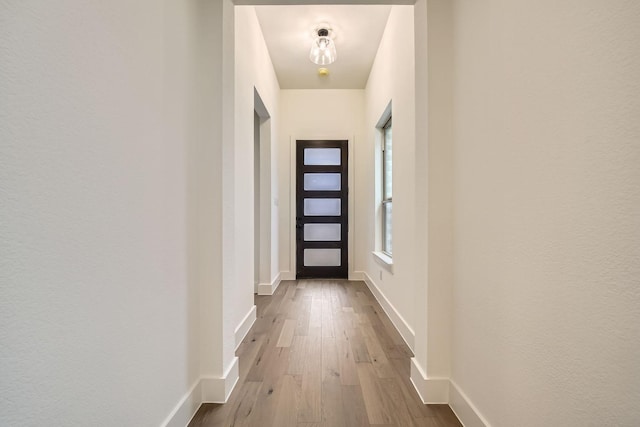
254, 5, 392, 89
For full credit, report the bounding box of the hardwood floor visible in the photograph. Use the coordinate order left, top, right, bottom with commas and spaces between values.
188, 280, 462, 427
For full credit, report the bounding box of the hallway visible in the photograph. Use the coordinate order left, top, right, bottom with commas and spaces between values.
3, 1, 640, 425
189, 280, 461, 427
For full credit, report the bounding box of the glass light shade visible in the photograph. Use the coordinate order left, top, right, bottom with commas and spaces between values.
309, 35, 337, 65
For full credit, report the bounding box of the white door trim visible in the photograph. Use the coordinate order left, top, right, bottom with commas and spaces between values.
289, 135, 356, 280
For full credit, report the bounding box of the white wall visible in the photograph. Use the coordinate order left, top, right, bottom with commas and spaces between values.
199, 2, 281, 401
409, 0, 454, 403
424, 0, 453, 390
362, 5, 416, 346
235, 6, 280, 297
278, 89, 365, 278
1, 2, 281, 424
0, 0, 210, 425
232, 3, 280, 320
195, 0, 226, 405
449, 1, 640, 425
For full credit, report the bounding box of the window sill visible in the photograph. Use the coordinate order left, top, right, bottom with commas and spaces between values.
372, 251, 394, 274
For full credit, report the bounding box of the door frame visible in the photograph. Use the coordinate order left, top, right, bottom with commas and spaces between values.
289, 135, 355, 280
295, 140, 348, 279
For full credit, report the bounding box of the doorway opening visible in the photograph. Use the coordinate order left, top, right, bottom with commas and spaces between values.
254, 89, 272, 293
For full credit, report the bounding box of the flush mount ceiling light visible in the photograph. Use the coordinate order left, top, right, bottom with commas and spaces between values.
309, 26, 337, 65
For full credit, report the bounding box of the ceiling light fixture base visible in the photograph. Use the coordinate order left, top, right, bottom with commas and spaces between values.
310, 24, 336, 41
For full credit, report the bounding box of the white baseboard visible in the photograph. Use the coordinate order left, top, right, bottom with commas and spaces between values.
361, 271, 415, 350
201, 356, 240, 403
449, 380, 490, 427
279, 271, 296, 281
235, 305, 257, 350
258, 273, 282, 295
160, 378, 202, 427
410, 358, 450, 404
257, 282, 271, 295
161, 358, 241, 426
350, 271, 366, 281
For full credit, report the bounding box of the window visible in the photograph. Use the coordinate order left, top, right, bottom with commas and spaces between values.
382, 116, 392, 255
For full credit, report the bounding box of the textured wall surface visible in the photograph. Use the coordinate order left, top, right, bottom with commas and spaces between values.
450, 0, 640, 425
0, 1, 204, 425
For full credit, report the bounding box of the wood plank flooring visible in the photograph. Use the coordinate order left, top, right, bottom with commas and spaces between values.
188, 280, 462, 427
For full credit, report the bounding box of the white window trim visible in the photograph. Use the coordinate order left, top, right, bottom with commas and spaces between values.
381, 115, 392, 256
373, 101, 393, 269
373, 250, 394, 273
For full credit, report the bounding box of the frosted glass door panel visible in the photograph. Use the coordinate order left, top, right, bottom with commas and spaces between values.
304, 223, 341, 241
304, 148, 341, 165
304, 249, 341, 266
304, 198, 341, 216
304, 173, 341, 191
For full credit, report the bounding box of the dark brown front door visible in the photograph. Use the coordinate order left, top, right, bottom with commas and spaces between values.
296, 140, 348, 279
